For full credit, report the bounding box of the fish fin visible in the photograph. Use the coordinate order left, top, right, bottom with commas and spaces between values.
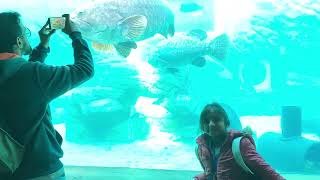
160, 24, 175, 38
92, 42, 114, 52
209, 34, 230, 61
168, 24, 175, 37
114, 42, 136, 57
191, 57, 206, 67
187, 29, 207, 41
120, 15, 147, 40
118, 41, 137, 49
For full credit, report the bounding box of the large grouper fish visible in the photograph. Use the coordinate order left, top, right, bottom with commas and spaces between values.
71, 0, 175, 57
146, 31, 230, 72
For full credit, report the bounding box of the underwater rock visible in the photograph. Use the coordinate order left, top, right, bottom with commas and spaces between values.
233, 0, 320, 55
50, 59, 151, 144
161, 105, 200, 144
155, 95, 243, 144
64, 87, 149, 144
304, 142, 320, 173
227, 0, 320, 117
231, 0, 320, 83
257, 132, 316, 172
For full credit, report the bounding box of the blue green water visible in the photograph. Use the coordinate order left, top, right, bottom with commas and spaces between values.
1, 0, 320, 179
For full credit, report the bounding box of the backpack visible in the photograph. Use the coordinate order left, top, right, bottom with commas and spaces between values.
0, 113, 41, 174
0, 127, 25, 174
232, 136, 254, 175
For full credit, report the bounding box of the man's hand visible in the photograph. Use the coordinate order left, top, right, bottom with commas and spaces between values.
62, 14, 79, 35
242, 126, 253, 137
39, 20, 56, 48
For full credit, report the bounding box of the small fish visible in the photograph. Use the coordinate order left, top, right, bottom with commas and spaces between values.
180, 2, 203, 13
187, 29, 208, 41
147, 33, 230, 71
71, 0, 175, 57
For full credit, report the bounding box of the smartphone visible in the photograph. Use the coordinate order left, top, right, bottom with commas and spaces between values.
48, 17, 66, 29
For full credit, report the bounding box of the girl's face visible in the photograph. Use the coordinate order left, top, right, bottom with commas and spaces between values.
204, 113, 227, 137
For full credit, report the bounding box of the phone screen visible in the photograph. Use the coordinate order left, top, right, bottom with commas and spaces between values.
49, 17, 66, 29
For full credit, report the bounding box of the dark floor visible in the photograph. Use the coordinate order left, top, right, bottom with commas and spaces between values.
64, 166, 319, 180
65, 166, 199, 180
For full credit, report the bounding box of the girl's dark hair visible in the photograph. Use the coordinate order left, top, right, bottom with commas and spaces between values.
200, 103, 230, 132
0, 12, 23, 53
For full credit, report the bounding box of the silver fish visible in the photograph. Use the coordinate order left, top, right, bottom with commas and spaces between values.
147, 33, 230, 71
71, 0, 175, 57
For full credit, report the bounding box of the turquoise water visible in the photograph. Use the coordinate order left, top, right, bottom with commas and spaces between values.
1, 0, 320, 179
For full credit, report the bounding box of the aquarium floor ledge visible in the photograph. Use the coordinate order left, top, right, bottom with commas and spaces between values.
64, 166, 319, 180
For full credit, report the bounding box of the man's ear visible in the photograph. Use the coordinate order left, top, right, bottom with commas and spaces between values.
16, 37, 23, 48
226, 121, 230, 128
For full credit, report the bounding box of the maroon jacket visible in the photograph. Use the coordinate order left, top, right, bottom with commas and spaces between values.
194, 130, 285, 180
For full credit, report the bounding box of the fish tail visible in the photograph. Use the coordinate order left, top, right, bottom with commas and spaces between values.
208, 34, 230, 61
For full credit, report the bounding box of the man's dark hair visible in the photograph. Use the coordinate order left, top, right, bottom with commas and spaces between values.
0, 12, 23, 53
200, 102, 230, 132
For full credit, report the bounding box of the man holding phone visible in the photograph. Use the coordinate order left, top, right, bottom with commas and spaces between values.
0, 12, 94, 179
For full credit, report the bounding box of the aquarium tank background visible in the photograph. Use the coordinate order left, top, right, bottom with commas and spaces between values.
1, 0, 320, 179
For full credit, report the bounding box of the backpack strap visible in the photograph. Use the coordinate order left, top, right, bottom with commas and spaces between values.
232, 136, 254, 175
0, 107, 43, 174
